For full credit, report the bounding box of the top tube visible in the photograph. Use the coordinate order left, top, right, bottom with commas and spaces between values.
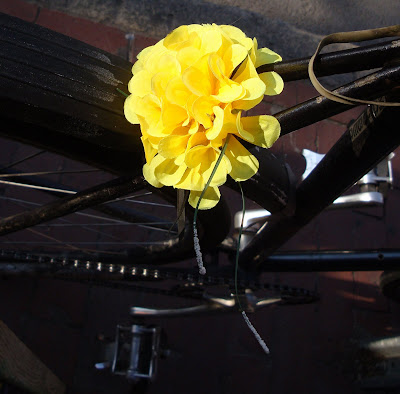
257, 38, 400, 82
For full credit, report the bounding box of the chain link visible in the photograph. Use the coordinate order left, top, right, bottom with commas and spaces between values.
0, 249, 319, 301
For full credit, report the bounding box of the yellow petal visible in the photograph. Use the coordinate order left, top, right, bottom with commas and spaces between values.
158, 134, 190, 158
232, 77, 266, 111
187, 131, 208, 151
152, 70, 179, 98
225, 136, 259, 181
145, 50, 180, 76
127, 69, 152, 96
132, 44, 160, 75
255, 47, 282, 68
174, 152, 186, 166
185, 94, 198, 118
158, 52, 181, 73
185, 144, 228, 188
200, 29, 223, 54
215, 25, 236, 57
249, 37, 258, 65
182, 66, 212, 97
241, 77, 266, 100
188, 187, 221, 210
133, 95, 163, 137
175, 167, 204, 191
208, 53, 226, 82
238, 114, 281, 148
209, 53, 246, 102
142, 46, 168, 74
131, 59, 144, 76
189, 120, 199, 134
205, 105, 236, 142
185, 145, 213, 168
141, 136, 158, 163
165, 76, 191, 107
154, 156, 187, 186
163, 25, 189, 49
165, 27, 201, 52
212, 83, 245, 103
137, 41, 163, 63
143, 158, 163, 188
145, 133, 162, 150
259, 71, 284, 96
124, 94, 141, 124
232, 56, 258, 84
219, 25, 253, 51
205, 106, 224, 140
222, 153, 233, 174
192, 96, 218, 129
177, 46, 202, 70
145, 120, 168, 138
223, 44, 248, 77
201, 154, 229, 188
133, 94, 161, 119
162, 103, 188, 128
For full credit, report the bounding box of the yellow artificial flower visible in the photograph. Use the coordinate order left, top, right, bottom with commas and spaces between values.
124, 24, 283, 209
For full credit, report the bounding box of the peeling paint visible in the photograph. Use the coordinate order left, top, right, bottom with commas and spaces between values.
88, 65, 122, 87
354, 74, 377, 89
391, 39, 400, 48
85, 50, 112, 65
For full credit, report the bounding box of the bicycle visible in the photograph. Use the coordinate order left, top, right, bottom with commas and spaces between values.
0, 12, 400, 392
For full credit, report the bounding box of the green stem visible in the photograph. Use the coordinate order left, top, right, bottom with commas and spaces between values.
116, 88, 129, 98
193, 134, 231, 275
235, 181, 245, 312
235, 182, 270, 354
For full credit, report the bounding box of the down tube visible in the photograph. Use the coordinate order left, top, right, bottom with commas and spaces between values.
239, 101, 400, 270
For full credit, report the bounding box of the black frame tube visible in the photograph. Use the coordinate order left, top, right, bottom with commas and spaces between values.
240, 101, 400, 270
259, 251, 400, 272
257, 38, 400, 82
276, 65, 400, 136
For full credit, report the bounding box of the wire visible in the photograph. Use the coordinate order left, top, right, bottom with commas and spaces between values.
193, 135, 230, 275
235, 182, 270, 355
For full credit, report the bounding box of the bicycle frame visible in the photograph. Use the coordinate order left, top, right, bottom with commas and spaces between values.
240, 98, 400, 270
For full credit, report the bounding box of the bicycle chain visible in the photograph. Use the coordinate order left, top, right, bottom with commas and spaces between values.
0, 249, 319, 301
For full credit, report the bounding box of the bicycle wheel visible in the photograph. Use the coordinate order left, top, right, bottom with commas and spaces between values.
0, 13, 232, 266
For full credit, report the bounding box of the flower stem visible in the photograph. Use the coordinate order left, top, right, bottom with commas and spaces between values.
236, 182, 270, 355
116, 88, 129, 97
234, 181, 246, 312
193, 135, 230, 275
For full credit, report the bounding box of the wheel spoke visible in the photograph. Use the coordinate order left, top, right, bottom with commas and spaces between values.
1, 240, 169, 245
1, 195, 177, 233
0, 150, 45, 171
0, 176, 145, 236
0, 169, 101, 177
107, 192, 175, 208
35, 222, 174, 227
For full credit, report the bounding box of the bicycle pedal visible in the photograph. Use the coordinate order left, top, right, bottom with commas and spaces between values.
95, 324, 161, 382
